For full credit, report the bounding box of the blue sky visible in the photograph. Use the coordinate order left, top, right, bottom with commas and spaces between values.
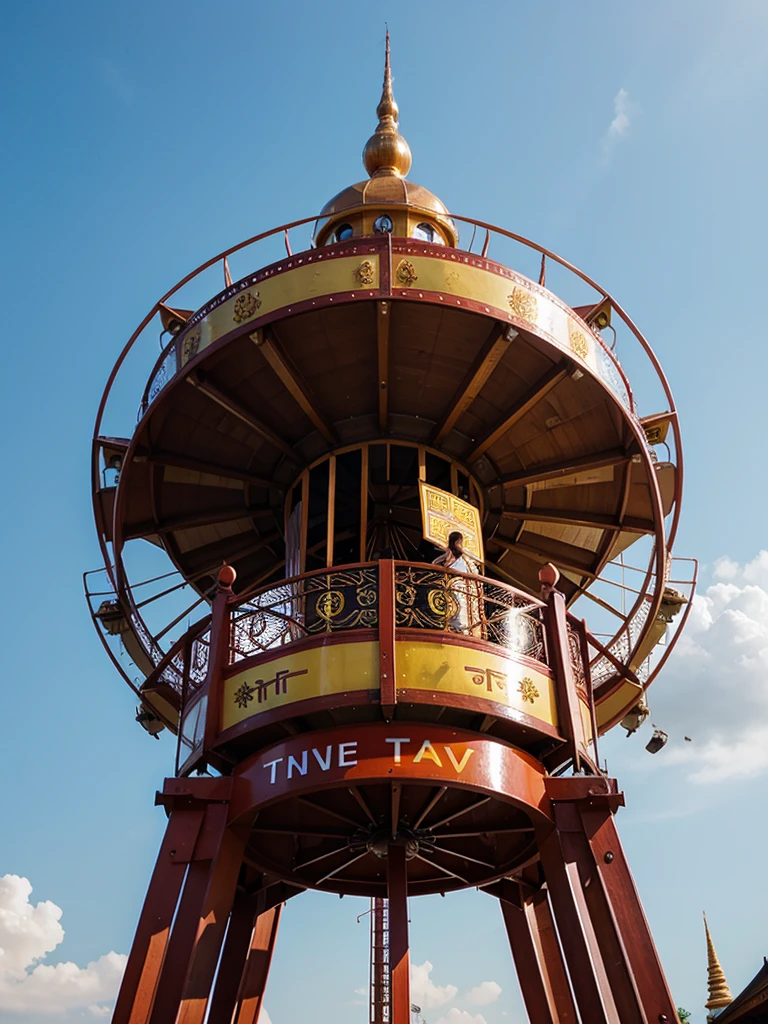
1, 0, 767, 1021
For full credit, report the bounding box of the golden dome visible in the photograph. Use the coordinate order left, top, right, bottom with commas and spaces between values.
316, 33, 457, 247
319, 177, 451, 219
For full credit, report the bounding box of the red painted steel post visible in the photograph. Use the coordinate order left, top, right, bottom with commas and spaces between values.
206, 890, 259, 1023
379, 559, 397, 719
112, 809, 204, 1024
147, 796, 232, 1024
499, 885, 577, 1024
578, 797, 678, 1023
387, 845, 411, 1024
175, 818, 249, 1024
232, 903, 283, 1024
537, 822, 619, 1024
202, 565, 237, 749
545, 589, 588, 770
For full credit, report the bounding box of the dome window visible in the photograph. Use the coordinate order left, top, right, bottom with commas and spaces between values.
334, 224, 354, 242
373, 214, 394, 234
413, 222, 439, 243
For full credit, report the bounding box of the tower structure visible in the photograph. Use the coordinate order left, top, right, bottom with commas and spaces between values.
87, 36, 697, 1024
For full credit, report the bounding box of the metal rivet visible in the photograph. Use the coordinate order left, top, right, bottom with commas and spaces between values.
604, 851, 614, 864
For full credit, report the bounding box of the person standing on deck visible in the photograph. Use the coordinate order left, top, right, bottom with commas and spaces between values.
432, 531, 480, 632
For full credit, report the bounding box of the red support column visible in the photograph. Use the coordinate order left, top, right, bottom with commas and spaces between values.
112, 809, 204, 1024
174, 815, 249, 1024
538, 823, 619, 1024
499, 884, 577, 1024
544, 589, 588, 771
542, 777, 679, 1024
388, 844, 411, 1024
201, 566, 236, 772
206, 890, 259, 1024
233, 903, 283, 1024
577, 793, 678, 1023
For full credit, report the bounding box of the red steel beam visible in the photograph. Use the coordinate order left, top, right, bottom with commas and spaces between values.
387, 845, 411, 1024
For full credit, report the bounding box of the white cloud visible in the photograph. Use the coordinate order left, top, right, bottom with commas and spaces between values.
712, 556, 739, 580
466, 981, 502, 1006
434, 1009, 488, 1024
636, 551, 768, 783
0, 875, 64, 976
601, 88, 633, 162
0, 875, 126, 1016
411, 961, 458, 1010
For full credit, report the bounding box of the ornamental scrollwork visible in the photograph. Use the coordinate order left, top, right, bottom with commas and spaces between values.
507, 286, 538, 323
395, 259, 418, 286
181, 330, 201, 365
518, 677, 540, 704
233, 290, 262, 324
355, 260, 376, 286
569, 325, 589, 360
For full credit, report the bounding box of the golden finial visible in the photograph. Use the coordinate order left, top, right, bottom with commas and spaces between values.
704, 913, 733, 1015
363, 30, 412, 178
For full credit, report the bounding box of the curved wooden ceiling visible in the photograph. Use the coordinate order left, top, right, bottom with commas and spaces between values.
110, 296, 669, 603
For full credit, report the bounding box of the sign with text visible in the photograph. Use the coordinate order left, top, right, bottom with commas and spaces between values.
418, 482, 484, 564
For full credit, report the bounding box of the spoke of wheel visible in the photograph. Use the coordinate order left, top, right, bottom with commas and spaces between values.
430, 827, 534, 839
315, 850, 370, 886
413, 787, 448, 829
427, 796, 492, 831
293, 843, 350, 872
296, 797, 362, 828
412, 851, 469, 886
348, 786, 376, 825
431, 844, 496, 870
251, 826, 349, 838
391, 782, 401, 840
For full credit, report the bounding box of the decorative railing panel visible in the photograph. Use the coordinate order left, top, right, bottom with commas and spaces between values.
394, 564, 547, 664
230, 566, 379, 663
228, 562, 548, 669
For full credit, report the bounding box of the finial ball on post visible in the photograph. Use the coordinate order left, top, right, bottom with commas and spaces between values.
538, 563, 560, 587
218, 565, 237, 589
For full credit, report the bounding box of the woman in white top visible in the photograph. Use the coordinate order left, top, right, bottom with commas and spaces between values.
432, 531, 479, 632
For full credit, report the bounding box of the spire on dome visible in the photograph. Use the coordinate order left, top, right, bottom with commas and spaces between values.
363, 30, 412, 179
704, 913, 733, 1016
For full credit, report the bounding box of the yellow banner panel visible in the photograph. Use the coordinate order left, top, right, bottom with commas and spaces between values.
222, 641, 379, 731
396, 640, 558, 728
199, 255, 380, 356
419, 482, 484, 563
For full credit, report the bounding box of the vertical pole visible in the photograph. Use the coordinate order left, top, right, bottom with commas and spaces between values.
387, 845, 410, 1024
545, 589, 588, 770
360, 444, 369, 562
202, 565, 236, 757
233, 904, 283, 1024
327, 455, 336, 568
300, 470, 309, 574
112, 809, 204, 1024
370, 898, 390, 1024
379, 559, 397, 719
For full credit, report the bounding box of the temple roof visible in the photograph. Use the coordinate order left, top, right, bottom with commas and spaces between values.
715, 959, 768, 1023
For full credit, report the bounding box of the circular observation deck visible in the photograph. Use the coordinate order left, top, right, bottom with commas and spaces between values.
88, 214, 695, 747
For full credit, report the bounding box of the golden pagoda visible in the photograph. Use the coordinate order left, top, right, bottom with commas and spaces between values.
706, 914, 734, 1019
